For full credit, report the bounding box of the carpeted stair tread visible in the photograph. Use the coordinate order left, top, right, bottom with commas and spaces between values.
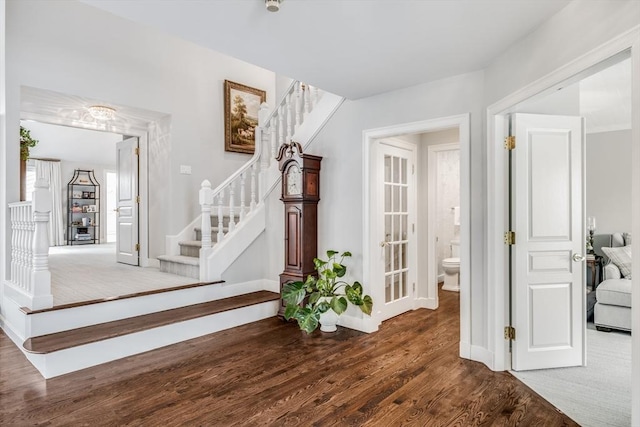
23, 291, 281, 354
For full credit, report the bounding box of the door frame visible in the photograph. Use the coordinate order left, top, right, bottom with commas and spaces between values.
427, 142, 460, 295
19, 111, 154, 268
363, 114, 471, 356
486, 25, 640, 421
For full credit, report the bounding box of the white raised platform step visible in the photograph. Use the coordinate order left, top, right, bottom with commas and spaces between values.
10, 279, 280, 378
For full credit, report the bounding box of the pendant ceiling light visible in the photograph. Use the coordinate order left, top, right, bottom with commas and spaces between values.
265, 0, 281, 12
87, 105, 116, 121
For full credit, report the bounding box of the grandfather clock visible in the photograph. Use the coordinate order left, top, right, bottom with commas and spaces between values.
276, 141, 322, 317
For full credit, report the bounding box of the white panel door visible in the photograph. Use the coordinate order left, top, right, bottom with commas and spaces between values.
512, 113, 585, 371
116, 137, 139, 266
375, 140, 417, 321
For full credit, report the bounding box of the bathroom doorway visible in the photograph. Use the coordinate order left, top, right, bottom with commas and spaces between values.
426, 140, 460, 294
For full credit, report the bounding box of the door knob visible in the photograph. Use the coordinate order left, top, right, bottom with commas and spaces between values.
572, 253, 586, 262
380, 241, 390, 247
113, 208, 120, 212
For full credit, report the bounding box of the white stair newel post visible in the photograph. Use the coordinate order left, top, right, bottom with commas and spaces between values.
286, 92, 293, 143
228, 183, 236, 232
295, 81, 302, 131
312, 86, 320, 107
10, 208, 16, 285
270, 117, 277, 160
239, 172, 246, 222
31, 179, 53, 309
199, 180, 214, 250
278, 105, 285, 148
19, 205, 28, 289
250, 163, 257, 210
217, 191, 224, 243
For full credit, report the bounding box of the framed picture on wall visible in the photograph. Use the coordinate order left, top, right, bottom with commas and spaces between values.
224, 80, 266, 154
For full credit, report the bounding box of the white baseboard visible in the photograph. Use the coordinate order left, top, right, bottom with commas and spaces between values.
415, 297, 438, 310
337, 313, 379, 333
460, 340, 495, 371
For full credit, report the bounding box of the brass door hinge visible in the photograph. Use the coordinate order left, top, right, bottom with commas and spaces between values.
135, 243, 140, 251
504, 231, 516, 245
504, 136, 515, 150
504, 326, 516, 341
135, 147, 140, 155
136, 196, 141, 204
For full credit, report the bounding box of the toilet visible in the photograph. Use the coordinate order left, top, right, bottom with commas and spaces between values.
442, 238, 460, 292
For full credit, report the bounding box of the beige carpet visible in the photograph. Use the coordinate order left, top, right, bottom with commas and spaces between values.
511, 325, 631, 427
49, 243, 195, 306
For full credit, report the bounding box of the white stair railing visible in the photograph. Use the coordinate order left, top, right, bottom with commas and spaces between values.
7, 179, 53, 310
197, 81, 324, 250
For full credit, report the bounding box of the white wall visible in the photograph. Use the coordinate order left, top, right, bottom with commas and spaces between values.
586, 129, 632, 234
4, 0, 277, 259
304, 71, 485, 343
484, 0, 640, 105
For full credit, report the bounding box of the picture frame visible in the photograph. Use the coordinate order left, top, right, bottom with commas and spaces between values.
89, 192, 95, 198
87, 204, 97, 213
82, 191, 90, 199
72, 191, 82, 199
224, 80, 266, 154
82, 206, 88, 213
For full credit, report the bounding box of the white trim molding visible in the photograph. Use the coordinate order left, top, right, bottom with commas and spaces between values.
362, 114, 471, 360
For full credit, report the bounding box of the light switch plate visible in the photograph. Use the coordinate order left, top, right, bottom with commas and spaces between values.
180, 165, 192, 175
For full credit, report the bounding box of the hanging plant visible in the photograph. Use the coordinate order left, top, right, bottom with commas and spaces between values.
20, 126, 39, 161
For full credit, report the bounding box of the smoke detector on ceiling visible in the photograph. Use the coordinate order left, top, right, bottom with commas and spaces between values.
265, 0, 281, 12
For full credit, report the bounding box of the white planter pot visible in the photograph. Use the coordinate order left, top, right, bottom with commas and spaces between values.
319, 297, 340, 332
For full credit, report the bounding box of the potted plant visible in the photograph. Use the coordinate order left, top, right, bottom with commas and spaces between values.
282, 250, 373, 333
19, 126, 39, 200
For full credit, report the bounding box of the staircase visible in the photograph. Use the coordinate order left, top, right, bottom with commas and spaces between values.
158, 215, 236, 278
159, 81, 344, 282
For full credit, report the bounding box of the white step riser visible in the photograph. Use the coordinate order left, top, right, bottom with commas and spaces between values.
159, 259, 200, 278
25, 300, 280, 379
24, 279, 279, 337
180, 244, 200, 257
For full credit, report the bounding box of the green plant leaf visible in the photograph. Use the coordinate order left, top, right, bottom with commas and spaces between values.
316, 300, 331, 313
308, 291, 321, 305
361, 295, 373, 315
314, 258, 327, 270
331, 296, 348, 315
352, 281, 363, 295
342, 251, 352, 257
323, 268, 337, 280
326, 250, 338, 259
333, 263, 347, 277
281, 281, 306, 306
284, 304, 300, 320
345, 284, 363, 306
293, 307, 320, 334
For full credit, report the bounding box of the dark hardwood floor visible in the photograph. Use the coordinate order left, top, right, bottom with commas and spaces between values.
0, 288, 577, 426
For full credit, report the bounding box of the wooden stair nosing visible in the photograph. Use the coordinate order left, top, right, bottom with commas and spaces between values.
20, 280, 225, 315
23, 291, 280, 354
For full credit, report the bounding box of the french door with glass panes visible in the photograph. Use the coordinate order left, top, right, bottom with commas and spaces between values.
375, 139, 417, 321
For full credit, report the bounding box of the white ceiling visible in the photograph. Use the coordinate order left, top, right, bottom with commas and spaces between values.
80, 0, 572, 100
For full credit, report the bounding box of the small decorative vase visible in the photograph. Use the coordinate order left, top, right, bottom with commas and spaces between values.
319, 297, 339, 332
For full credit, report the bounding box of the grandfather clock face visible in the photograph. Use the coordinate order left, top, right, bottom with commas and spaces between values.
285, 163, 302, 196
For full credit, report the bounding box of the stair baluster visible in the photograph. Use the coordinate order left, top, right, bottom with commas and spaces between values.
250, 163, 257, 210
295, 82, 302, 131
239, 172, 246, 222
228, 184, 236, 232
286, 93, 293, 143
217, 191, 224, 243
199, 180, 213, 250
270, 116, 277, 160
278, 105, 285, 148
303, 83, 310, 120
